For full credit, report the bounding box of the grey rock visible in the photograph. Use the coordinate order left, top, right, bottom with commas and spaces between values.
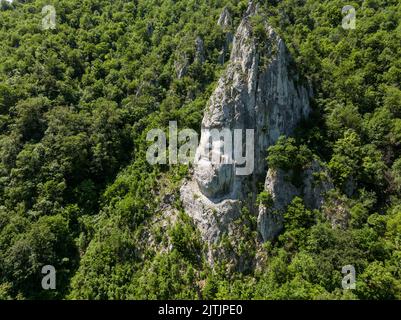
303, 160, 334, 209
322, 193, 350, 230
218, 33, 234, 65
218, 7, 232, 29
258, 160, 334, 241
181, 2, 312, 262
217, 7, 234, 64
174, 53, 189, 79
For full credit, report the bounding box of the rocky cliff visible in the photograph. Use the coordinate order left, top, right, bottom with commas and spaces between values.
258, 160, 334, 242
180, 2, 315, 264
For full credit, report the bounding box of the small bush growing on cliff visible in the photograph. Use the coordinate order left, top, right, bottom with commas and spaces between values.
257, 191, 273, 207
267, 136, 313, 172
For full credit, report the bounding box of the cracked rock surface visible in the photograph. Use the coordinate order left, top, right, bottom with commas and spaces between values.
181, 2, 313, 263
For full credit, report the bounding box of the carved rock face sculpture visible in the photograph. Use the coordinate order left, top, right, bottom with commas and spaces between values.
181, 2, 315, 264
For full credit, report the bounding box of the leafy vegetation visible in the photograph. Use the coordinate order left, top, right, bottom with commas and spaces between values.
0, 0, 400, 300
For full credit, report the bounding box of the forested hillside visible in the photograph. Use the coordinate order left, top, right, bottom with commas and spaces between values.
0, 0, 401, 300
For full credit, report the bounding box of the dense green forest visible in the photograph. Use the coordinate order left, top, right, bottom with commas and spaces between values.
0, 0, 400, 299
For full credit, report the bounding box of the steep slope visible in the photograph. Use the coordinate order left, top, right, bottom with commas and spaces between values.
181, 2, 311, 264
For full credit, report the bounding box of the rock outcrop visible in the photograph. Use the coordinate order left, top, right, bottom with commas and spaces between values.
180, 2, 312, 263
218, 7, 234, 64
258, 160, 334, 241
174, 36, 205, 78
218, 7, 232, 29
174, 52, 189, 79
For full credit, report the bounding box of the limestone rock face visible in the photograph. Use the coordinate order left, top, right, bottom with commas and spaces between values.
258, 160, 334, 241
194, 159, 234, 198
303, 160, 334, 209
218, 7, 232, 29
217, 7, 234, 64
175, 36, 205, 78
181, 2, 312, 260
174, 53, 189, 79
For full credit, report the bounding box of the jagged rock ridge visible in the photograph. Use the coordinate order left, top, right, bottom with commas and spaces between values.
180, 2, 314, 264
